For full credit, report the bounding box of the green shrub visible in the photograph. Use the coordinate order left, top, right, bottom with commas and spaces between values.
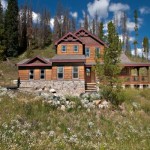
101, 86, 126, 106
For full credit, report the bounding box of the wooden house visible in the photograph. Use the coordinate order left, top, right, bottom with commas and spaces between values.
17, 28, 150, 95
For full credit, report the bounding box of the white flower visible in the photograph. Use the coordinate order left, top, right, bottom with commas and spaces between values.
49, 131, 55, 137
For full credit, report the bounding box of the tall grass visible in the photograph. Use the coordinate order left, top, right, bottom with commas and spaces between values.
0, 90, 150, 149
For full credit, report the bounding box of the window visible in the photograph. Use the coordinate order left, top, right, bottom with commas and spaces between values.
86, 68, 91, 76
74, 45, 78, 52
57, 67, 64, 79
95, 47, 100, 58
73, 66, 78, 79
40, 69, 45, 79
85, 48, 90, 57
29, 69, 34, 80
61, 45, 66, 52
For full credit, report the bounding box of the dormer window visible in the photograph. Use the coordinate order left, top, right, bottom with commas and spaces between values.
61, 45, 66, 52
85, 48, 90, 57
74, 45, 78, 52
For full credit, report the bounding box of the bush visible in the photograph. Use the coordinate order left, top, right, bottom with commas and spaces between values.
101, 85, 126, 106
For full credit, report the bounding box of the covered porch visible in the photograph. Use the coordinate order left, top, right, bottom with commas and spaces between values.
120, 64, 150, 89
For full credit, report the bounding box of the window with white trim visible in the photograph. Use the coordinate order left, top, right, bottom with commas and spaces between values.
61, 45, 66, 52
40, 69, 45, 79
74, 45, 78, 52
57, 67, 64, 79
85, 48, 90, 57
72, 66, 78, 79
29, 69, 34, 80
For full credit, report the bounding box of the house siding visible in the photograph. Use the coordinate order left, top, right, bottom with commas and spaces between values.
52, 64, 85, 80
19, 69, 29, 80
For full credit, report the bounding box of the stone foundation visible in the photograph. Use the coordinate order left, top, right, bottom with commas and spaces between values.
20, 80, 85, 96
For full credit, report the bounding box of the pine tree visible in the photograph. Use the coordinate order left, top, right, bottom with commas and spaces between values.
143, 37, 149, 60
70, 17, 76, 32
95, 21, 122, 105
98, 22, 104, 41
84, 12, 88, 30
133, 9, 138, 57
92, 19, 95, 35
53, 16, 61, 42
121, 12, 127, 52
0, 0, 5, 60
19, 5, 27, 53
5, 0, 19, 57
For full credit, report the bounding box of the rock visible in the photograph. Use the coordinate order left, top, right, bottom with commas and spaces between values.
60, 105, 66, 111
50, 89, 56, 93
43, 86, 49, 91
87, 102, 95, 109
37, 89, 42, 92
87, 108, 91, 112
40, 93, 50, 99
80, 93, 90, 99
90, 92, 101, 100
98, 100, 109, 109
93, 100, 101, 106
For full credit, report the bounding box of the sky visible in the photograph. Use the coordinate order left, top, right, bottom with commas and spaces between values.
1, 0, 150, 57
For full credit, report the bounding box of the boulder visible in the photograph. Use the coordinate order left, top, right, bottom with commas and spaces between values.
50, 89, 56, 93
60, 105, 66, 111
98, 100, 109, 109
90, 92, 101, 100
40, 93, 50, 99
93, 100, 101, 106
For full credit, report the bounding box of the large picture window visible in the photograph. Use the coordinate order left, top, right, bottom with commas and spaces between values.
85, 48, 90, 57
74, 45, 78, 52
57, 67, 64, 79
73, 66, 78, 79
61, 45, 66, 52
29, 69, 34, 80
40, 69, 45, 79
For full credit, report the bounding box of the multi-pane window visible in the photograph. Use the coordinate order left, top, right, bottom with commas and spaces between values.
40, 69, 45, 79
72, 66, 78, 79
29, 69, 34, 80
85, 48, 90, 57
57, 67, 64, 79
61, 45, 66, 52
95, 47, 100, 58
74, 45, 78, 52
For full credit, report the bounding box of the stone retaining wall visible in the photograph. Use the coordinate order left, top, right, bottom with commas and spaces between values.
20, 80, 85, 96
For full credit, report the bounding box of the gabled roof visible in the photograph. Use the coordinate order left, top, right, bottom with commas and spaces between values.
74, 28, 107, 47
120, 53, 150, 67
17, 56, 52, 67
51, 54, 86, 63
55, 32, 84, 45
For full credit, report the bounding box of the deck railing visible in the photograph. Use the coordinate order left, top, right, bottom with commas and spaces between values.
120, 75, 149, 84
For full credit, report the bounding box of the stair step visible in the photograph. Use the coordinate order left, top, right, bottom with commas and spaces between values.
85, 89, 97, 92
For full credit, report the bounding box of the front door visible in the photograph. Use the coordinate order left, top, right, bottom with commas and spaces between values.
85, 68, 91, 83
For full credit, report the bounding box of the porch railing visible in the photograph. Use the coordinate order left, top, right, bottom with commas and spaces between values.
120, 75, 149, 84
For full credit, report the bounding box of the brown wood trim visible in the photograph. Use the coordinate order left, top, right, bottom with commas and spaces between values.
52, 59, 86, 63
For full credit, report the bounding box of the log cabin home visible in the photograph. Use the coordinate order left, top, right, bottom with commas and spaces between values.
17, 28, 150, 95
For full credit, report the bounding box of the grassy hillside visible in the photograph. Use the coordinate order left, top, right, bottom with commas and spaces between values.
0, 89, 150, 149
0, 45, 55, 86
